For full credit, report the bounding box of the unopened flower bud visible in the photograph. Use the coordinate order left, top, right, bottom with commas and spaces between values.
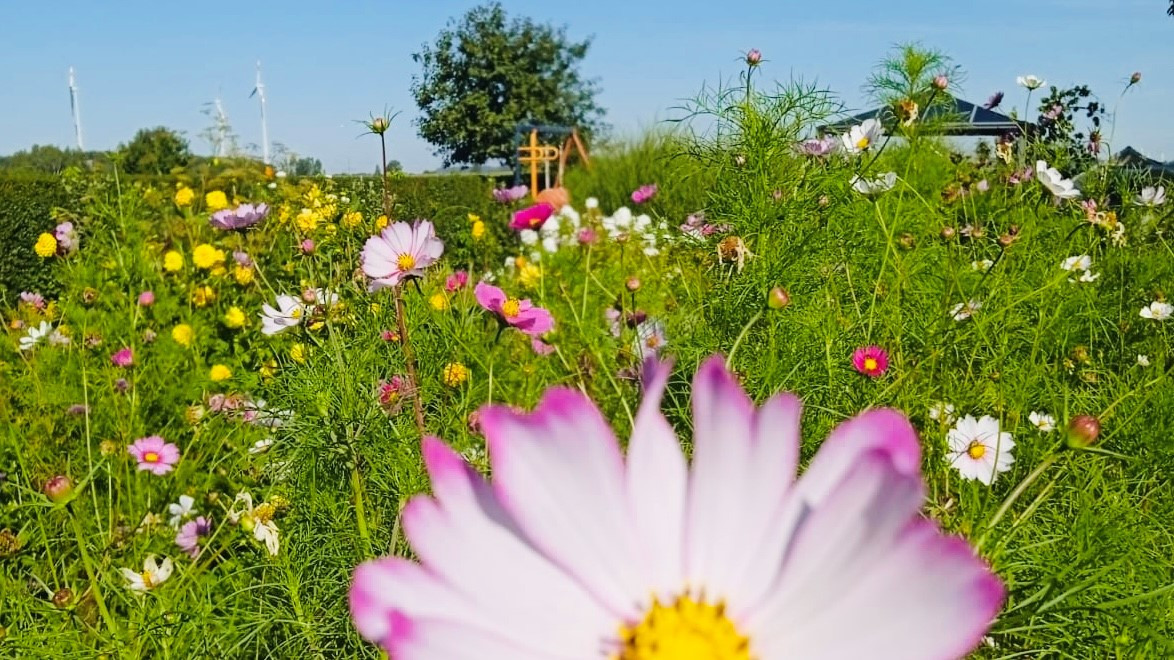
52, 588, 73, 609
767, 286, 791, 309
998, 233, 1018, 248
932, 74, 949, 91
745, 49, 762, 66
1130, 71, 1141, 85
44, 475, 73, 503
898, 233, 915, 250
625, 277, 641, 292
371, 117, 389, 133
940, 226, 957, 240
300, 239, 315, 254
1066, 415, 1101, 448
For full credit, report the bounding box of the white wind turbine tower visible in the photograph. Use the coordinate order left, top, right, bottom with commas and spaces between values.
68, 67, 84, 150
213, 95, 230, 157
249, 61, 270, 164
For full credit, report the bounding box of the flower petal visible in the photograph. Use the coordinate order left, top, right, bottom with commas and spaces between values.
387, 615, 572, 660
794, 408, 920, 505
473, 282, 505, 313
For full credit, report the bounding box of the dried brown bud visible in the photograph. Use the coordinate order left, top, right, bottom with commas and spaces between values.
52, 588, 73, 609
940, 226, 957, 240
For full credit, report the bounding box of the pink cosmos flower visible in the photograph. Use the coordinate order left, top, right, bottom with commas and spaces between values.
361, 220, 445, 291
111, 347, 134, 368
445, 271, 469, 292
137, 291, 155, 307
474, 282, 554, 337
493, 184, 529, 204
510, 203, 554, 231
300, 239, 316, 254
852, 345, 890, 378
349, 357, 1004, 658
176, 516, 211, 558
20, 291, 46, 310
798, 136, 837, 157
531, 338, 556, 355
379, 376, 407, 411
631, 183, 658, 204
578, 228, 597, 245
127, 435, 180, 475
210, 203, 269, 231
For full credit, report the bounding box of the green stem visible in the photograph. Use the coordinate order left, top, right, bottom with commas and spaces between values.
727, 310, 763, 369
350, 464, 372, 556
977, 452, 1061, 550
69, 509, 119, 636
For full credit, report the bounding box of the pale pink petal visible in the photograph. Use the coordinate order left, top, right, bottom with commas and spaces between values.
387, 222, 415, 254
474, 282, 506, 313
388, 615, 573, 660
350, 557, 489, 646
794, 408, 921, 505
625, 358, 687, 600
484, 390, 646, 620
511, 307, 554, 336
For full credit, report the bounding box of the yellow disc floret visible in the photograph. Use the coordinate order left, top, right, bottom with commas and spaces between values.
501, 299, 521, 318
397, 253, 417, 271
618, 595, 751, 660
967, 440, 986, 460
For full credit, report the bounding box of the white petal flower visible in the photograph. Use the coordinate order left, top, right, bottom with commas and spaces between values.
541, 236, 559, 253
633, 319, 667, 359
1016, 74, 1045, 90
1035, 160, 1080, 199
585, 197, 599, 209
120, 555, 174, 592
260, 295, 304, 336
972, 259, 994, 272
1139, 301, 1173, 321
19, 321, 52, 352
928, 402, 956, 423
1137, 354, 1151, 367
947, 415, 1015, 485
519, 229, 539, 246
1060, 255, 1092, 272
167, 495, 197, 528
950, 300, 982, 321
1028, 411, 1055, 433
850, 172, 897, 196
255, 520, 280, 556
1135, 186, 1166, 207
841, 117, 884, 154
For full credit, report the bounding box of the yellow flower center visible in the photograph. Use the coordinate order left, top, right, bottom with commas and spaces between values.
856, 136, 870, 150
397, 254, 416, 271
618, 596, 750, 660
863, 357, 878, 371
967, 440, 986, 460
140, 571, 155, 589
143, 451, 160, 463
501, 299, 522, 318
646, 336, 662, 349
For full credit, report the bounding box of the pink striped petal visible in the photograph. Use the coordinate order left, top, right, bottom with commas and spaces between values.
795, 408, 921, 505
388, 616, 576, 660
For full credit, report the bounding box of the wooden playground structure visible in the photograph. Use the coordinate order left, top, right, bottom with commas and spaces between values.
514, 122, 591, 200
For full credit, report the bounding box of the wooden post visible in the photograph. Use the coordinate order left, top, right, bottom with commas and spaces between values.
529, 129, 539, 200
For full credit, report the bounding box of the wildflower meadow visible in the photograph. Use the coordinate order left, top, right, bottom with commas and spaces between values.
2, 35, 1174, 660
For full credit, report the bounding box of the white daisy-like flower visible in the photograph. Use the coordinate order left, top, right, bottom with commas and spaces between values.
541, 236, 559, 253
1073, 270, 1099, 283
1134, 186, 1165, 207
167, 495, 197, 528
947, 415, 1015, 485
850, 172, 897, 196
48, 329, 71, 346
260, 295, 304, 336
929, 402, 956, 423
249, 437, 275, 454
1137, 354, 1151, 367
971, 259, 994, 272
841, 117, 884, 154
19, 320, 52, 352
120, 555, 174, 592
951, 300, 983, 321
1060, 255, 1091, 272
519, 229, 539, 246
228, 492, 281, 556
1139, 301, 1173, 321
633, 319, 667, 359
1028, 411, 1055, 433
1016, 74, 1046, 90
1035, 160, 1080, 200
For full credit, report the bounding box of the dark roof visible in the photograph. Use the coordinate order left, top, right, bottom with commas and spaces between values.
821, 96, 1030, 137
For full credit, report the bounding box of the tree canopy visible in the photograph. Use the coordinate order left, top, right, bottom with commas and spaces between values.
410, 2, 605, 166
119, 126, 191, 175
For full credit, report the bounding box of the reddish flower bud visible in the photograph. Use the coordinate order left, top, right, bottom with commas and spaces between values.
1066, 415, 1101, 448
767, 287, 791, 309
745, 49, 762, 66
44, 475, 73, 503
625, 277, 641, 292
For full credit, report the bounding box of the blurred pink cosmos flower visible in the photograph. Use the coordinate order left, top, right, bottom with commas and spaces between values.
176, 516, 211, 558
210, 203, 269, 231
379, 376, 407, 412
852, 345, 889, 378
55, 222, 78, 255
128, 435, 180, 475
493, 184, 529, 204
474, 282, 554, 337
577, 227, 597, 245
631, 183, 658, 204
510, 203, 554, 231
111, 347, 134, 367
137, 290, 155, 306
20, 291, 46, 310
348, 356, 1004, 658
300, 238, 316, 254
798, 136, 837, 157
445, 271, 469, 292
233, 251, 253, 267
361, 220, 444, 291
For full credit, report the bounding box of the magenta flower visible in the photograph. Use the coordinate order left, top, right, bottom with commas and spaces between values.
631, 183, 658, 204
474, 282, 554, 337
852, 345, 890, 378
379, 375, 407, 409
176, 516, 211, 558
111, 347, 134, 368
137, 290, 155, 307
210, 203, 269, 231
300, 239, 316, 254
493, 184, 529, 204
445, 271, 469, 292
349, 356, 1004, 657
361, 220, 445, 291
530, 337, 556, 355
577, 227, 597, 245
509, 203, 554, 231
127, 436, 180, 475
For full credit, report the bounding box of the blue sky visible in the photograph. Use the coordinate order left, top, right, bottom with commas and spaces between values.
3, 0, 1170, 172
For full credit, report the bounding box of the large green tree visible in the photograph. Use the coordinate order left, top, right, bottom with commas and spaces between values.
411, 2, 605, 166
119, 126, 191, 174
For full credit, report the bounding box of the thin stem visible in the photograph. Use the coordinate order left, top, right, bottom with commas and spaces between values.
350, 463, 372, 556
379, 134, 391, 217
69, 509, 119, 636
727, 310, 763, 369
395, 286, 426, 436
977, 452, 1061, 550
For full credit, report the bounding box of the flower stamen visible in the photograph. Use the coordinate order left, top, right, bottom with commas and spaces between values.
617, 595, 751, 660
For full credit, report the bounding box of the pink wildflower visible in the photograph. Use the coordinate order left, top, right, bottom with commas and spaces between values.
111, 347, 134, 368
445, 271, 469, 292
474, 282, 554, 337
631, 184, 658, 205
127, 436, 180, 475
176, 516, 212, 558
137, 291, 155, 306
510, 203, 554, 231
361, 220, 445, 290
852, 345, 890, 378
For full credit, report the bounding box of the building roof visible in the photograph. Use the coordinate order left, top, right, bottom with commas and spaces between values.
821, 97, 1030, 137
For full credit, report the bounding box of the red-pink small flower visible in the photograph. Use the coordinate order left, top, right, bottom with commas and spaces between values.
577, 228, 597, 245
852, 345, 889, 378
111, 347, 134, 368
378, 376, 406, 410
138, 291, 155, 306
445, 271, 469, 292
531, 338, 556, 355
510, 203, 554, 231
474, 282, 554, 337
301, 238, 316, 254
631, 184, 658, 205
127, 435, 180, 475
380, 329, 399, 342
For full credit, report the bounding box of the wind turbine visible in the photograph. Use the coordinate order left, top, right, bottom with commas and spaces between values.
68, 67, 84, 150
213, 95, 230, 157
249, 61, 270, 164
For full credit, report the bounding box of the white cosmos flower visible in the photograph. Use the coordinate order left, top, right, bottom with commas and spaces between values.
249, 437, 275, 454
1139, 301, 1173, 320
1135, 186, 1166, 207
951, 300, 982, 321
1061, 255, 1092, 272
929, 402, 956, 423
850, 172, 897, 196
1073, 270, 1099, 283
633, 319, 667, 359
1016, 75, 1045, 90
947, 415, 1015, 485
1028, 411, 1055, 433
519, 229, 539, 246
308, 288, 339, 308
1137, 354, 1151, 367
260, 295, 304, 336
19, 320, 53, 352
585, 197, 599, 209
972, 259, 994, 272
541, 236, 559, 253
168, 495, 197, 528
228, 492, 281, 556
120, 555, 174, 592
841, 118, 884, 154
1035, 160, 1080, 199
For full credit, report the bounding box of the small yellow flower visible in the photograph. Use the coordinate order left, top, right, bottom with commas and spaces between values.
374, 215, 389, 231
467, 213, 481, 223
342, 211, 363, 229
295, 208, 321, 233
209, 364, 232, 382
259, 359, 278, 379
233, 264, 254, 285
471, 220, 486, 240
224, 306, 246, 329
429, 292, 450, 311
191, 286, 216, 307
518, 263, 542, 289
34, 233, 57, 258
175, 186, 195, 207
163, 250, 185, 272
369, 303, 382, 313
443, 362, 470, 387
192, 244, 225, 270
210, 265, 227, 277
205, 190, 229, 211
171, 324, 194, 347
290, 343, 307, 364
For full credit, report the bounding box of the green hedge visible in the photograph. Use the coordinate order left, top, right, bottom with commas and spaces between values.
0, 176, 75, 300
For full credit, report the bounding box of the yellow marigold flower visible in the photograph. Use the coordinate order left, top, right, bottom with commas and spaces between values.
295, 208, 321, 233
374, 214, 389, 231
191, 286, 216, 307
259, 359, 278, 379
369, 303, 382, 313
290, 343, 307, 364
174, 186, 195, 207
468, 213, 480, 223
209, 364, 232, 382
224, 306, 246, 329
205, 190, 229, 211
342, 211, 363, 228
163, 250, 185, 272
34, 233, 57, 258
429, 292, 450, 311
192, 244, 225, 270
233, 264, 255, 285
443, 362, 470, 387
171, 324, 194, 347
518, 263, 542, 289
210, 265, 227, 277
471, 220, 486, 240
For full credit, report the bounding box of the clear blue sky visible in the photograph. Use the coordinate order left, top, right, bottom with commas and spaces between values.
3, 0, 1170, 173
